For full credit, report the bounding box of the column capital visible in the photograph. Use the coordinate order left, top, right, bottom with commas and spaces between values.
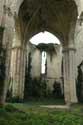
62, 47, 76, 53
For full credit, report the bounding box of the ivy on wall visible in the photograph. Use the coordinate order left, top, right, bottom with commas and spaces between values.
0, 27, 4, 46
76, 62, 83, 102
24, 52, 47, 99
24, 52, 32, 98
0, 26, 6, 104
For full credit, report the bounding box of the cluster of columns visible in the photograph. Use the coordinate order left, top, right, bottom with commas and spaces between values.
10, 45, 78, 104
10, 46, 26, 99
63, 47, 77, 104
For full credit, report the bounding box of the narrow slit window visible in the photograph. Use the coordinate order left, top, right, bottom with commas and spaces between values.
41, 51, 47, 74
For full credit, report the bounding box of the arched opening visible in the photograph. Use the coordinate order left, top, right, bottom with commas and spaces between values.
30, 31, 61, 74
30, 31, 60, 45
24, 31, 64, 101
8, 0, 78, 104
29, 31, 60, 74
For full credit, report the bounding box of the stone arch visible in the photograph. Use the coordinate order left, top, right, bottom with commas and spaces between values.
16, 0, 78, 15
17, 0, 78, 46
9, 0, 78, 104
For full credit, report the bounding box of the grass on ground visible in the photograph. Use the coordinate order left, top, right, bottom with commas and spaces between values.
0, 99, 83, 125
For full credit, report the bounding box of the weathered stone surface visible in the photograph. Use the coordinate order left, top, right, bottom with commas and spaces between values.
0, 0, 83, 104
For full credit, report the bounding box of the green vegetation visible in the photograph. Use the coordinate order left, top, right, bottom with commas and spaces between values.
0, 26, 6, 105
0, 26, 4, 46
0, 101, 83, 125
24, 52, 32, 98
76, 62, 83, 102
24, 52, 47, 99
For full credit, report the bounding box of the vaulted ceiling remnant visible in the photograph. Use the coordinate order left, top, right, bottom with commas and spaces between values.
18, 0, 78, 44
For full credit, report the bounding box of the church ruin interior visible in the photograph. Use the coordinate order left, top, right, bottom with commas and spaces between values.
0, 0, 83, 105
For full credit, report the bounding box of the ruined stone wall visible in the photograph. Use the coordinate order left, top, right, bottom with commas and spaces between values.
27, 43, 41, 78
46, 45, 62, 91
0, 0, 4, 26
75, 22, 83, 78
74, 1, 83, 78
0, 0, 83, 101
27, 44, 63, 91
76, 0, 83, 15
0, 0, 16, 90
31, 49, 41, 78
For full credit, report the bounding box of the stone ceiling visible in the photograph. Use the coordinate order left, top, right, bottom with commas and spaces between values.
18, 0, 78, 45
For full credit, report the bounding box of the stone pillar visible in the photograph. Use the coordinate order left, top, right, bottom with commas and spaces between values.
63, 47, 78, 104
10, 46, 26, 99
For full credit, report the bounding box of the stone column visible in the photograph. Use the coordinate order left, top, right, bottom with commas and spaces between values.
10, 46, 26, 99
63, 47, 78, 104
